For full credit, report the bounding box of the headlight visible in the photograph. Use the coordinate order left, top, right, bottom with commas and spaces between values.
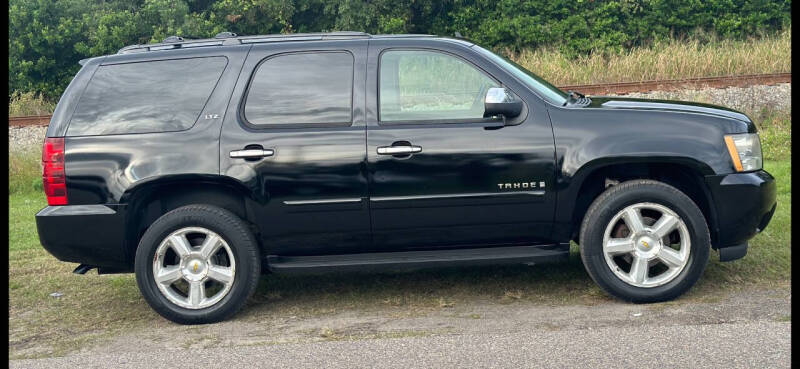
724, 133, 762, 172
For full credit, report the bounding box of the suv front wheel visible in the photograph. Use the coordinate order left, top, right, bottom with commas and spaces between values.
135, 204, 260, 324
579, 179, 710, 303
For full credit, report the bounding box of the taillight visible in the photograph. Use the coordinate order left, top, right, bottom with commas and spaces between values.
42, 137, 68, 205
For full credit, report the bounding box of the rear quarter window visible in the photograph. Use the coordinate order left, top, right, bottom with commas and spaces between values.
67, 57, 227, 136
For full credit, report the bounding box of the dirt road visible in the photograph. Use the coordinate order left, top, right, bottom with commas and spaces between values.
10, 287, 790, 368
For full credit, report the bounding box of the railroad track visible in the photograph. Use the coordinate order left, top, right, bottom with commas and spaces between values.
559, 72, 791, 95
9, 72, 791, 127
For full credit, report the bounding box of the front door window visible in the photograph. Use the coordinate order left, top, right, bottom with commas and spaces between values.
379, 50, 499, 123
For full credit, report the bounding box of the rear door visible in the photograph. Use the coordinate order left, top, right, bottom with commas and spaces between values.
365, 39, 557, 251
220, 40, 370, 256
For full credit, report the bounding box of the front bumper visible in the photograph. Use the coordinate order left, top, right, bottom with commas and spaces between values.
705, 169, 777, 260
35, 204, 131, 270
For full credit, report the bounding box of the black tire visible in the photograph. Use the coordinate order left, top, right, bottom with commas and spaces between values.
579, 179, 710, 303
135, 204, 260, 324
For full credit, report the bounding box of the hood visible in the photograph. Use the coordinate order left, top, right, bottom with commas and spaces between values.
584, 96, 751, 123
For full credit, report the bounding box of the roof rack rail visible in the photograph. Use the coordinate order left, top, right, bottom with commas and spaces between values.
118, 31, 371, 54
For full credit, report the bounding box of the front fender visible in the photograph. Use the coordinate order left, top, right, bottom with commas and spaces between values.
548, 106, 740, 234
549, 105, 745, 179
553, 156, 715, 226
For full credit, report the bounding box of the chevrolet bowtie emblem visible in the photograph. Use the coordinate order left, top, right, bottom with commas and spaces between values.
193, 262, 199, 273
642, 241, 649, 248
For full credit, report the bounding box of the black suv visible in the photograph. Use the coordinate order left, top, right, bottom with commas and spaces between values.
36, 32, 776, 324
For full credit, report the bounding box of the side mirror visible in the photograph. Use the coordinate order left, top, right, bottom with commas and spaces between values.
484, 87, 523, 119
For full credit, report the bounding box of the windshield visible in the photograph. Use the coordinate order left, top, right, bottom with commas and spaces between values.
472, 45, 568, 106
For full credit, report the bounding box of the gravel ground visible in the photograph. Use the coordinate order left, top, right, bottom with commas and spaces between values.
7, 83, 791, 154
610, 83, 791, 113
8, 126, 46, 153
10, 321, 791, 369
10, 288, 791, 368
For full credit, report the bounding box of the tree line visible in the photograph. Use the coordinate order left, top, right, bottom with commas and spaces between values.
9, 0, 791, 100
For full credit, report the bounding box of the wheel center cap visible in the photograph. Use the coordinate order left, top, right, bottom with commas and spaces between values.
635, 234, 660, 256
182, 257, 208, 281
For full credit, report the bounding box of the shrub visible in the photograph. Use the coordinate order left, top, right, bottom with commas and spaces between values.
8, 91, 56, 117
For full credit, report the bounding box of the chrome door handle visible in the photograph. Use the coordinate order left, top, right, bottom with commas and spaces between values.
230, 148, 275, 159
376, 145, 422, 155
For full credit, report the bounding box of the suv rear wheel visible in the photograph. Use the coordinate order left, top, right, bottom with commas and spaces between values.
134, 204, 260, 324
579, 180, 710, 303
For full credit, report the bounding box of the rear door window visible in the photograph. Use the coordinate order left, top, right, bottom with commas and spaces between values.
67, 57, 227, 136
243, 51, 354, 127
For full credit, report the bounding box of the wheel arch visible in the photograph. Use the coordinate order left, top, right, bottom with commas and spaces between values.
559, 157, 719, 248
120, 174, 264, 266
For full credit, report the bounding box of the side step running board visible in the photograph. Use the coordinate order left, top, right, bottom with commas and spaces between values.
72, 264, 131, 275
267, 244, 569, 274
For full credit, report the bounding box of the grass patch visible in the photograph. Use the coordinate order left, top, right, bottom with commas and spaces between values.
755, 109, 792, 161
9, 148, 42, 195
9, 91, 56, 117
512, 29, 791, 86
9, 193, 157, 358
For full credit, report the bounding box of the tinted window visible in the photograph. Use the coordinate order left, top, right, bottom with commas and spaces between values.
379, 50, 499, 122
68, 57, 227, 136
244, 52, 354, 126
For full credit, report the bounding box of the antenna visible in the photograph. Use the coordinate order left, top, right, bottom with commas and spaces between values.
162, 36, 184, 43
215, 32, 238, 39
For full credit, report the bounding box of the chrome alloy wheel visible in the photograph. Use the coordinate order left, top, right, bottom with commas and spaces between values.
602, 202, 691, 288
152, 227, 236, 309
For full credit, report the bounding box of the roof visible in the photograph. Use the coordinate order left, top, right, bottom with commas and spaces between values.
117, 31, 440, 54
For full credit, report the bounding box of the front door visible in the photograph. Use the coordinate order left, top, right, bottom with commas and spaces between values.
220, 40, 370, 256
366, 40, 557, 251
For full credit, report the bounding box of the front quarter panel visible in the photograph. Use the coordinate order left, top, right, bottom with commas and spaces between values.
552, 108, 747, 178
550, 106, 748, 225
